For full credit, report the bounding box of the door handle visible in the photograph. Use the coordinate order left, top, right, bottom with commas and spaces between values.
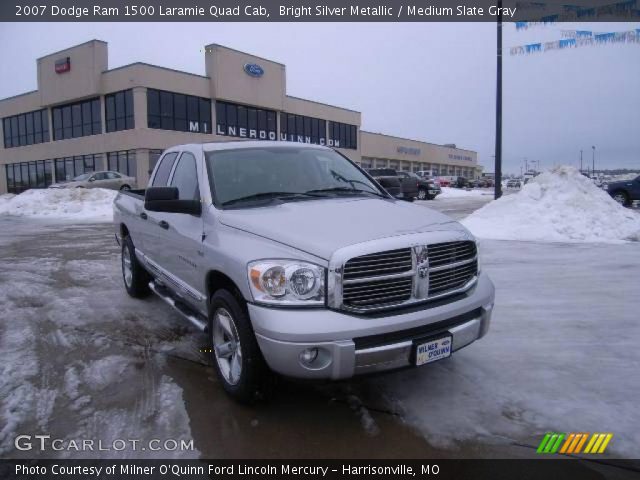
159, 220, 170, 230
140, 212, 148, 220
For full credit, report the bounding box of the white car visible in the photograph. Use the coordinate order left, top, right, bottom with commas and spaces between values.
49, 171, 136, 191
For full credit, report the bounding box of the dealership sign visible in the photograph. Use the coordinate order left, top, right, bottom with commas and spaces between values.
398, 146, 420, 155
216, 125, 339, 146
243, 63, 264, 77
55, 57, 71, 74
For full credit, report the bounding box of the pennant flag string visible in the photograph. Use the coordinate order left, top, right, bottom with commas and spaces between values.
514, 0, 639, 28
510, 29, 640, 55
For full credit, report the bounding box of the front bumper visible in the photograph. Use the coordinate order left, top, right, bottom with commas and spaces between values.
250, 272, 495, 380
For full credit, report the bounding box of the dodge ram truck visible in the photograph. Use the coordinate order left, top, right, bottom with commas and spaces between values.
114, 142, 495, 402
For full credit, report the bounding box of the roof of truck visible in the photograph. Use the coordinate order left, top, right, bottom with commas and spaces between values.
198, 141, 332, 152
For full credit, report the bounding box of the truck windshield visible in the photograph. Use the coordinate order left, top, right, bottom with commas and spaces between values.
205, 147, 384, 207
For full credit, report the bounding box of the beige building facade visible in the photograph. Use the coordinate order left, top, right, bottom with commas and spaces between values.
0, 40, 480, 194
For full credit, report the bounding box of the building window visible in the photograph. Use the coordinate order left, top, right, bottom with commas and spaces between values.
215, 100, 277, 140
54, 153, 104, 182
280, 113, 327, 145
5, 160, 53, 193
328, 121, 357, 149
3, 109, 49, 148
52, 98, 101, 141
147, 89, 211, 134
106, 150, 137, 178
105, 90, 134, 133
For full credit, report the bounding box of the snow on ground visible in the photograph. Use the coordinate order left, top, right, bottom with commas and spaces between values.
438, 187, 491, 199
374, 239, 640, 458
0, 188, 116, 223
0, 221, 201, 458
462, 166, 640, 243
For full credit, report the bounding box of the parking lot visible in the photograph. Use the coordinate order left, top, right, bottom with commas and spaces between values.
0, 191, 639, 468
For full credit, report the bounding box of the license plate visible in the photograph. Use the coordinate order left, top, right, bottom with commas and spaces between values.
414, 335, 452, 366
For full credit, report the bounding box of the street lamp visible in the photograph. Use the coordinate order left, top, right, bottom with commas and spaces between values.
592, 146, 596, 176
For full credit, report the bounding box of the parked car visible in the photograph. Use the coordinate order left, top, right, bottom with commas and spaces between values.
49, 171, 136, 190
401, 172, 441, 200
367, 168, 417, 200
454, 177, 470, 188
366, 168, 402, 198
506, 179, 521, 188
604, 175, 640, 206
395, 171, 422, 200
114, 142, 495, 402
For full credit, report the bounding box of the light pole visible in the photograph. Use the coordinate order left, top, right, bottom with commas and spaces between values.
580, 150, 583, 173
494, 0, 503, 200
592, 146, 596, 176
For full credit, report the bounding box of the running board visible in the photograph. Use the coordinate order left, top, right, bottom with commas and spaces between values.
149, 281, 208, 332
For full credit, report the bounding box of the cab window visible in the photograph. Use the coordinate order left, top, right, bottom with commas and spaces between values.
169, 152, 200, 200
152, 152, 178, 186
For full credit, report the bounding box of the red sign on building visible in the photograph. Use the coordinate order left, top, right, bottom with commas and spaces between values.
55, 57, 71, 74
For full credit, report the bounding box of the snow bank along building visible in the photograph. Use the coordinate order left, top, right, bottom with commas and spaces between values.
0, 40, 481, 194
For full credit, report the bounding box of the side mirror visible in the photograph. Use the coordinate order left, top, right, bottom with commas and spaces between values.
89, 177, 95, 182
144, 187, 201, 215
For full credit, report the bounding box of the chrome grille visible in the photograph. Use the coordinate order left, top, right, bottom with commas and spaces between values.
429, 260, 478, 296
427, 241, 476, 268
343, 277, 413, 308
343, 248, 413, 281
338, 241, 477, 313
342, 248, 413, 309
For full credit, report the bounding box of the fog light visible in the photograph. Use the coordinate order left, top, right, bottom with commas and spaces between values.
300, 347, 319, 365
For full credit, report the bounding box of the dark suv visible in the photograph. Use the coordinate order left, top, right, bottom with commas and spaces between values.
398, 171, 441, 200
605, 175, 640, 207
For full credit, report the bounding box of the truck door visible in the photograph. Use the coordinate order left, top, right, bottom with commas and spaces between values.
145, 151, 206, 308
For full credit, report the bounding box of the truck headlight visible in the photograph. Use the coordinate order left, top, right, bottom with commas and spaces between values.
248, 260, 325, 306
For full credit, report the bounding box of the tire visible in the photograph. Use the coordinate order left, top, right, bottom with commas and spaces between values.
417, 188, 427, 200
120, 184, 131, 191
121, 235, 151, 298
611, 190, 630, 207
209, 289, 273, 403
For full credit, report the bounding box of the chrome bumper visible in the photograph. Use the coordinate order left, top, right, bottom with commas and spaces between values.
250, 272, 495, 380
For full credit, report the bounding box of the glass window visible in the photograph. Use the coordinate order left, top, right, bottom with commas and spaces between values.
106, 90, 134, 133
199, 98, 211, 133
174, 94, 187, 132
206, 146, 382, 208
149, 149, 163, 175
52, 99, 99, 140
328, 121, 358, 150
18, 115, 26, 144
6, 165, 14, 192
3, 118, 12, 148
25, 112, 34, 145
152, 152, 179, 186
170, 152, 199, 201
216, 100, 276, 141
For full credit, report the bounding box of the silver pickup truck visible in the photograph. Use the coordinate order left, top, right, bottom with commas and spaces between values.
114, 141, 495, 402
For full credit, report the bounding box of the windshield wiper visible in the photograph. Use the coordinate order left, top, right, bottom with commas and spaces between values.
221, 191, 323, 207
305, 187, 386, 198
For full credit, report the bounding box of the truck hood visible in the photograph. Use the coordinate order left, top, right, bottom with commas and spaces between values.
218, 197, 466, 260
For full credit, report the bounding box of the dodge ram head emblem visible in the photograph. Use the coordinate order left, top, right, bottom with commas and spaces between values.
414, 246, 430, 298
415, 245, 429, 277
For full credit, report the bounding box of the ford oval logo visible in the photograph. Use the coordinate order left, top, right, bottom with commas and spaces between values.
243, 63, 264, 77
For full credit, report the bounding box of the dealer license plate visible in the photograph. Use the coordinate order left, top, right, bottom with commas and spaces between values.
414, 335, 452, 366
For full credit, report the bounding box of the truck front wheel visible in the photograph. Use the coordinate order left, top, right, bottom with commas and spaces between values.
121, 235, 151, 298
209, 290, 273, 403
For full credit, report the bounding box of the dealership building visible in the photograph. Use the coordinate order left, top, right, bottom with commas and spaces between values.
0, 40, 481, 194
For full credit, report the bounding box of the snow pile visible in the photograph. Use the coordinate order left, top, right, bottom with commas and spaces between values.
0, 188, 117, 222
438, 187, 490, 198
462, 166, 640, 243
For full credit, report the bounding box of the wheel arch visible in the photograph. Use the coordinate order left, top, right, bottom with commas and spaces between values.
206, 270, 247, 308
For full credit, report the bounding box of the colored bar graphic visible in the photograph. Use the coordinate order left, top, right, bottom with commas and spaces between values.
537, 432, 612, 454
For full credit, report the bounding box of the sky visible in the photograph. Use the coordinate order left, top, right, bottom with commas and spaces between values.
0, 22, 638, 174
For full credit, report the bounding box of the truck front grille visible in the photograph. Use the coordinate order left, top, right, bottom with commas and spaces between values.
339, 241, 478, 313
429, 259, 478, 296
343, 248, 413, 280
427, 241, 476, 267
342, 248, 413, 309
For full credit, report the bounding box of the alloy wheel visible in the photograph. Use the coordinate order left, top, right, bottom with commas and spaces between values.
212, 307, 243, 385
